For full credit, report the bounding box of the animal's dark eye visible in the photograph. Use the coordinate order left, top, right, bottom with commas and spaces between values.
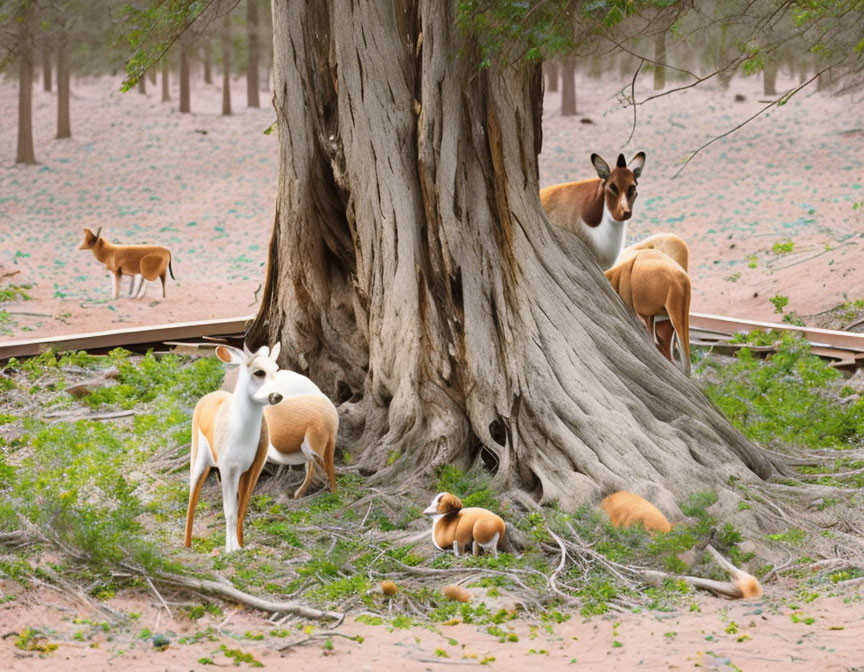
253, 370, 266, 378
628, 186, 636, 197
609, 184, 619, 195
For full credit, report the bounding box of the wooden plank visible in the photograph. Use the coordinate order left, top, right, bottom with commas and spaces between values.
0, 315, 254, 360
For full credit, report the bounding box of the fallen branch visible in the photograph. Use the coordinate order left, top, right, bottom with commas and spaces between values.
276, 630, 361, 652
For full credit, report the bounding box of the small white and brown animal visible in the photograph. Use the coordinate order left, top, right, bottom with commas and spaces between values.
619, 233, 689, 361
424, 492, 506, 557
79, 227, 175, 299
184, 343, 284, 553
540, 152, 646, 270
264, 393, 338, 499
604, 248, 691, 375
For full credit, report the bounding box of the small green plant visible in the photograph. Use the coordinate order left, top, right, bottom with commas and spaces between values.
769, 294, 789, 313
772, 240, 794, 254
219, 644, 264, 667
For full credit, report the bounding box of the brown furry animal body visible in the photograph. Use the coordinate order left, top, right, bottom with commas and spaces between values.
424, 493, 506, 557
600, 491, 673, 533
605, 248, 691, 375
263, 394, 339, 499
79, 227, 175, 299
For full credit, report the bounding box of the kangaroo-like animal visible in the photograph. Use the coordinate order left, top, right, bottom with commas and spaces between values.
424, 492, 506, 557
540, 152, 646, 270
620, 234, 690, 362
601, 491, 762, 599
79, 227, 175, 299
264, 394, 339, 499
605, 248, 691, 375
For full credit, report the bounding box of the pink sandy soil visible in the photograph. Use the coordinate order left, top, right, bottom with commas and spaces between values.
1, 581, 863, 671
1, 70, 863, 343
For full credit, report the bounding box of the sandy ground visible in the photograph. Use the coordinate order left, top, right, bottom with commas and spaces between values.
1, 582, 863, 671
1, 68, 863, 342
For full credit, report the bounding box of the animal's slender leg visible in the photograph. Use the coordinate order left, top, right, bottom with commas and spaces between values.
221, 467, 242, 552
294, 457, 316, 499
452, 540, 460, 558
135, 275, 147, 299
184, 435, 212, 548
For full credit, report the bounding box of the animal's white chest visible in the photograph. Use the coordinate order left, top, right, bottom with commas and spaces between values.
219, 427, 259, 472
430, 515, 445, 551
583, 206, 627, 270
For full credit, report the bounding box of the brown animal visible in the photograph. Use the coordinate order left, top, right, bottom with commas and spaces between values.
443, 585, 472, 602
602, 491, 763, 599
540, 152, 646, 270
424, 492, 506, 557
263, 393, 338, 499
619, 234, 690, 362
605, 248, 691, 375
79, 227, 175, 299
600, 491, 673, 533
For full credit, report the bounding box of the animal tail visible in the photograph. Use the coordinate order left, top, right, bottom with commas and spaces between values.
168, 253, 175, 280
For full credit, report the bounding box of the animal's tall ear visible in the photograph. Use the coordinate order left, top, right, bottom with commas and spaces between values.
94, 226, 102, 241
242, 342, 253, 358
269, 342, 281, 362
215, 345, 244, 364
442, 493, 463, 512
591, 154, 610, 180
629, 152, 646, 179
83, 228, 92, 237
616, 153, 626, 168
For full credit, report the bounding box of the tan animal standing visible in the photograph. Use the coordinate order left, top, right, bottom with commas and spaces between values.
601, 490, 762, 600
184, 343, 284, 553
424, 492, 506, 557
605, 248, 691, 375
540, 152, 646, 270
264, 393, 339, 499
620, 234, 690, 360
79, 227, 175, 299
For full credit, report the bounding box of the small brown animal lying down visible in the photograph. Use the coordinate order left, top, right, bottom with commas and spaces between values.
424, 492, 506, 557
79, 227, 175, 299
601, 490, 762, 599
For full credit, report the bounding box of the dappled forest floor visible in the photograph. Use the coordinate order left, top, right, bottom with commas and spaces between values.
1, 341, 864, 669
1, 69, 863, 341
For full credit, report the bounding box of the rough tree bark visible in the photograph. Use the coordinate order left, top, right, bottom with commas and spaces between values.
138, 73, 146, 94
763, 62, 777, 95
203, 42, 213, 83
561, 56, 576, 115
246, 0, 260, 107
16, 31, 37, 165
179, 41, 191, 113
56, 34, 71, 139
161, 57, 171, 102
248, 0, 773, 522
653, 30, 666, 90
41, 40, 51, 92
545, 60, 558, 92
222, 13, 232, 115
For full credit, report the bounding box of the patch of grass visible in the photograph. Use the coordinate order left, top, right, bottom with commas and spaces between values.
772, 240, 794, 254
435, 465, 504, 514
769, 294, 789, 313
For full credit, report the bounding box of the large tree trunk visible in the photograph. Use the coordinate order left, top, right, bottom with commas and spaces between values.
222, 14, 232, 115
248, 0, 773, 522
17, 41, 37, 165
179, 42, 191, 113
561, 56, 576, 115
763, 62, 777, 95
246, 0, 260, 107
545, 60, 558, 92
161, 57, 170, 102
653, 30, 666, 90
56, 35, 71, 139
41, 41, 51, 92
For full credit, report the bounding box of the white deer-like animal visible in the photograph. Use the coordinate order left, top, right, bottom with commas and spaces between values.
184, 343, 284, 552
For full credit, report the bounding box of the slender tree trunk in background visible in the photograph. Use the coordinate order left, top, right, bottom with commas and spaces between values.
17, 45, 37, 165
718, 24, 732, 90
138, 74, 146, 94
41, 41, 51, 92
545, 60, 558, 92
653, 30, 666, 90
161, 57, 170, 101
180, 42, 191, 113
203, 42, 213, 83
56, 36, 71, 139
222, 15, 232, 115
246, 0, 260, 107
561, 56, 576, 115
248, 0, 773, 523
817, 67, 831, 91
763, 62, 777, 95
148, 68, 156, 85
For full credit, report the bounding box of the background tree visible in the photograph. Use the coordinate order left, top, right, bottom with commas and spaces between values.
179, 37, 190, 112
561, 55, 577, 114
245, 0, 259, 107
41, 39, 51, 91
221, 11, 231, 115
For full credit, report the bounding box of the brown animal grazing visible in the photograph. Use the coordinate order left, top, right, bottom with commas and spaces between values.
424, 492, 506, 557
79, 227, 175, 299
443, 585, 472, 603
602, 491, 763, 600
380, 580, 398, 596
263, 394, 339, 499
604, 248, 691, 375
540, 152, 646, 270
619, 234, 690, 363
600, 491, 673, 533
